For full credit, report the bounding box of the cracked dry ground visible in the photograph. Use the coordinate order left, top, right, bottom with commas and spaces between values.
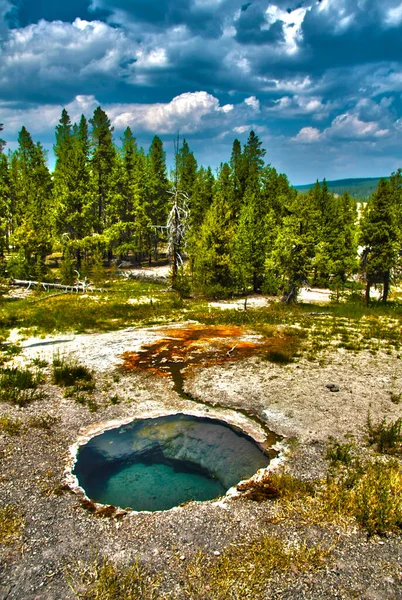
0, 322, 401, 599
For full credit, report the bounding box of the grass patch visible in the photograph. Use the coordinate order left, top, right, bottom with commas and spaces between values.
273, 458, 402, 536
67, 557, 163, 600
52, 354, 97, 410
52, 354, 94, 388
28, 413, 59, 431
68, 536, 329, 600
0, 505, 23, 545
0, 366, 44, 407
0, 280, 172, 336
367, 415, 402, 455
237, 471, 314, 502
180, 536, 329, 600
0, 341, 21, 365
0, 415, 22, 435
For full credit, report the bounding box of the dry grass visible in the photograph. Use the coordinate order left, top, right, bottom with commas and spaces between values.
272, 459, 402, 536
67, 558, 163, 600
179, 535, 329, 600
68, 535, 329, 600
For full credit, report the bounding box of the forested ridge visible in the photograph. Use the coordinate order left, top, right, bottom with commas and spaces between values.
0, 107, 401, 303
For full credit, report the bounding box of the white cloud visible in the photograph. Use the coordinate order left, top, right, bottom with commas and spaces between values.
233, 125, 250, 134
327, 112, 389, 139
265, 5, 307, 55
109, 91, 231, 134
135, 47, 168, 68
0, 18, 134, 90
292, 126, 322, 143
385, 2, 402, 25
244, 96, 260, 111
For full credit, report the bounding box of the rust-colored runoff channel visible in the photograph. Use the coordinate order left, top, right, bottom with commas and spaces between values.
121, 323, 288, 397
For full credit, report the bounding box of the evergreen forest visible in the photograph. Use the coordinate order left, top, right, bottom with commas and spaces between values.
0, 107, 401, 304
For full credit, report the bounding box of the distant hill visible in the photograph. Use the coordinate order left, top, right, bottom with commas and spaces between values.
293, 177, 389, 199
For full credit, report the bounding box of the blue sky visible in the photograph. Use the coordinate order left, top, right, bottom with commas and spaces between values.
1, 0, 402, 184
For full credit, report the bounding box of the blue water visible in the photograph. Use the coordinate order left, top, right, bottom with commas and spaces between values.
73, 413, 270, 512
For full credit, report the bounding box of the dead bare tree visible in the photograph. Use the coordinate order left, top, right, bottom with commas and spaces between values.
167, 190, 189, 287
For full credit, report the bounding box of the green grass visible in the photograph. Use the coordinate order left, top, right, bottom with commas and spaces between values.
0, 280, 172, 337
67, 558, 163, 600
1, 280, 401, 362
0, 366, 44, 407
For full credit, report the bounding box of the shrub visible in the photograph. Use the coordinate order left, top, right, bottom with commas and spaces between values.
52, 354, 94, 390
367, 415, 402, 455
326, 438, 355, 466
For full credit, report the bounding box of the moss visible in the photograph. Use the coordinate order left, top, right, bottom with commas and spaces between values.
0, 415, 22, 435
0, 505, 23, 545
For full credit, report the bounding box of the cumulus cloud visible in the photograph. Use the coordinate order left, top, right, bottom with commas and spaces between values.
292, 126, 321, 143
0, 18, 135, 100
244, 95, 259, 110
326, 113, 389, 139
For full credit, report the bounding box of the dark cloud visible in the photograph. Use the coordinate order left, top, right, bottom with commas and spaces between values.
9, 0, 109, 27
90, 0, 228, 38
235, 4, 285, 45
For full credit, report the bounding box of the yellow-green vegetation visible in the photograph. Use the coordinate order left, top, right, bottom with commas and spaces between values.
0, 280, 174, 337
271, 456, 402, 537
0, 505, 23, 545
67, 558, 163, 600
0, 414, 22, 435
179, 536, 329, 600
367, 415, 402, 455
1, 279, 402, 361
68, 536, 329, 600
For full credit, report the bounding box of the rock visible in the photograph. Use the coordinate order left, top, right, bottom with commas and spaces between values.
326, 383, 340, 392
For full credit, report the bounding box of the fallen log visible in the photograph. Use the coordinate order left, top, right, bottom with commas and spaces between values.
10, 279, 102, 292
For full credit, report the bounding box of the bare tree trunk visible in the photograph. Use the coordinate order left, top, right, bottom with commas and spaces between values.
365, 280, 371, 305
382, 271, 390, 303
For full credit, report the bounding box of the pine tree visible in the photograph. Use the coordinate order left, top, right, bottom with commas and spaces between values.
176, 139, 197, 199
53, 111, 92, 268
269, 193, 321, 302
360, 178, 399, 303
105, 127, 150, 262
194, 163, 234, 296
146, 135, 170, 261
89, 107, 116, 234
0, 123, 10, 260
10, 127, 53, 277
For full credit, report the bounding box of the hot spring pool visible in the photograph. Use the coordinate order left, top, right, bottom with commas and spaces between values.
73, 413, 271, 512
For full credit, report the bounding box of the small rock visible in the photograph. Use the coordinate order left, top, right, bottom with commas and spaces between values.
180, 555, 186, 561
326, 383, 340, 392
213, 551, 220, 556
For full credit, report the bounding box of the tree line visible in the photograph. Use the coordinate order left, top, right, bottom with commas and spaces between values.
0, 108, 401, 303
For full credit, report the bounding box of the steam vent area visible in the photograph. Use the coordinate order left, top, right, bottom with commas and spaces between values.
4, 318, 402, 599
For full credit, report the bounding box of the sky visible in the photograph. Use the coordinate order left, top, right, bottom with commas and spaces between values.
0, 0, 402, 184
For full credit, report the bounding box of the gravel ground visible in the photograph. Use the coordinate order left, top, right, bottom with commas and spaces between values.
0, 323, 401, 599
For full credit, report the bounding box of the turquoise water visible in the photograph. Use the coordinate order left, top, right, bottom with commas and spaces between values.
73, 413, 270, 512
